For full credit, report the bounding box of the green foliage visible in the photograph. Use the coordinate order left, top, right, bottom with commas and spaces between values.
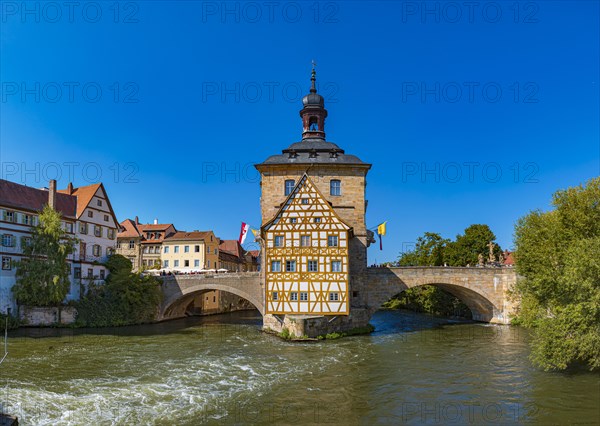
397, 232, 449, 266
75, 254, 162, 327
384, 286, 472, 318
319, 324, 375, 340
444, 224, 502, 266
279, 327, 291, 340
514, 177, 600, 371
12, 205, 76, 307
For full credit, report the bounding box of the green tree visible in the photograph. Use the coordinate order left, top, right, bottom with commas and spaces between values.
76, 254, 163, 327
12, 205, 76, 308
397, 232, 449, 266
444, 224, 502, 266
514, 177, 600, 371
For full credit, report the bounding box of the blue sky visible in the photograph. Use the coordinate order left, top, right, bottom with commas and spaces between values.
1, 1, 598, 262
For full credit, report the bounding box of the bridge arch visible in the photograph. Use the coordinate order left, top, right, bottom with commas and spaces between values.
366, 267, 514, 324
381, 282, 499, 322
159, 273, 264, 320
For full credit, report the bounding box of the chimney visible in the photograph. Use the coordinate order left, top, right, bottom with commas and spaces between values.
67, 182, 74, 195
135, 216, 139, 225
48, 179, 57, 209
154, 218, 158, 225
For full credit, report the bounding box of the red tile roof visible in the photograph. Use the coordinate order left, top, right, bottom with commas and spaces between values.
503, 250, 515, 266
248, 250, 260, 258
138, 223, 175, 231
117, 219, 142, 238
57, 183, 101, 218
0, 179, 76, 218
219, 239, 244, 258
164, 231, 214, 242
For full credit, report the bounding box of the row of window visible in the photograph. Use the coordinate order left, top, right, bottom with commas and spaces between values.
1, 256, 107, 281
79, 223, 116, 239
270, 259, 343, 272
274, 235, 338, 248
87, 209, 111, 223
284, 179, 341, 196
1, 210, 37, 225
88, 244, 114, 257
287, 217, 323, 224
163, 259, 214, 268
271, 291, 340, 302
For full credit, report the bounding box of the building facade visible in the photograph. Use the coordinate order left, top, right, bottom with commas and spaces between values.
256, 69, 371, 320
162, 231, 219, 271
116, 218, 176, 271
58, 183, 119, 287
0, 180, 78, 313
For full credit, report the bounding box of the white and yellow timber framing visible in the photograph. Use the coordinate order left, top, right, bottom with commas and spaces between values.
262, 174, 351, 315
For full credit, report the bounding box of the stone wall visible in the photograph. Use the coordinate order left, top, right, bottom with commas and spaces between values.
19, 306, 78, 326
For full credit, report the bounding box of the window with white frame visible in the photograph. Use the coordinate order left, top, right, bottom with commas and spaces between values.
164, 246, 169, 253
285, 260, 296, 272
300, 292, 308, 301
284, 179, 295, 195
313, 217, 321, 223
301, 198, 309, 205
330, 179, 341, 196
3, 211, 14, 222
274, 236, 284, 247
92, 245, 101, 256
289, 217, 297, 224
308, 260, 318, 272
174, 246, 179, 253
184, 245, 189, 253
94, 225, 102, 237
1, 234, 14, 247
271, 260, 281, 272
194, 259, 200, 267
272, 291, 278, 301
174, 260, 179, 267
300, 235, 311, 247
290, 292, 298, 301
329, 292, 339, 301
331, 261, 342, 272
328, 235, 338, 247
163, 260, 169, 268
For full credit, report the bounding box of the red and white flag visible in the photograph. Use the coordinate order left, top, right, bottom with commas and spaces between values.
238, 222, 250, 244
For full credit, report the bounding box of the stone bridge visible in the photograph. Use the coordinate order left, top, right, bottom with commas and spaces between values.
159, 272, 263, 320
363, 267, 518, 324
158, 267, 518, 324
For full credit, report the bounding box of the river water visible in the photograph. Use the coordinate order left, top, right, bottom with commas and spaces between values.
1, 310, 599, 425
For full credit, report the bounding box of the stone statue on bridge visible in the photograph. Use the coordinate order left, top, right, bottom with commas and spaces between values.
478, 253, 484, 267
488, 242, 496, 263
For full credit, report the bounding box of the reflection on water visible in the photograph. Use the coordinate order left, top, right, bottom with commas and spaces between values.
2, 310, 599, 425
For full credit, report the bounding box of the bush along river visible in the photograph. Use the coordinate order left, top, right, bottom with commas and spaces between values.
1, 310, 599, 425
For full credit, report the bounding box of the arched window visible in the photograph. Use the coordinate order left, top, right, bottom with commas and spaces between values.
330, 179, 341, 196
285, 179, 295, 195
309, 118, 319, 131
